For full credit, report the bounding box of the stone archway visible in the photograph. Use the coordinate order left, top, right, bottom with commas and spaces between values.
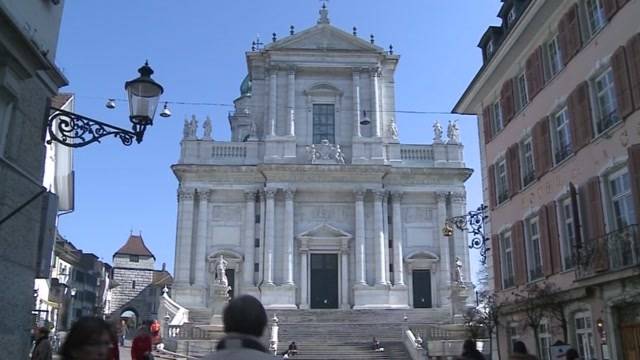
120, 308, 138, 338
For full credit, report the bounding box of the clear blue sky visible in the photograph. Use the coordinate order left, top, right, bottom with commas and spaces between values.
55, 1, 501, 281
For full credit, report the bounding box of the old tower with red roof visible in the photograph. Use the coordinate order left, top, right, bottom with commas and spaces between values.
110, 234, 172, 325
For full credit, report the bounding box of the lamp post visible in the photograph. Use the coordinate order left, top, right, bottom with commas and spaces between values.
442, 204, 490, 266
47, 61, 166, 148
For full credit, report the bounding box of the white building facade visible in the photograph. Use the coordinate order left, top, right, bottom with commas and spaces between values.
172, 8, 472, 313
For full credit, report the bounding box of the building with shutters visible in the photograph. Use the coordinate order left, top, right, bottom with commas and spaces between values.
454, 0, 640, 359
170, 5, 473, 317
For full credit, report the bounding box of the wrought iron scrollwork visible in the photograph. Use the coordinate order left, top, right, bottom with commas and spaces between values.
445, 204, 490, 265
47, 108, 143, 148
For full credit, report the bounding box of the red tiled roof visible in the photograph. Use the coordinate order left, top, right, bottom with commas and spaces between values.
114, 234, 155, 259
152, 270, 173, 286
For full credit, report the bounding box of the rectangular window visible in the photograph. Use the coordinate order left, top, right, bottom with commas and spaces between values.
500, 231, 515, 288
552, 107, 572, 164
255, 214, 260, 224
594, 68, 620, 133
516, 72, 529, 111
389, 264, 394, 273
130, 255, 139, 263
526, 217, 543, 281
132, 280, 136, 289
508, 323, 520, 352
254, 263, 259, 272
538, 320, 552, 360
507, 7, 517, 26
607, 169, 639, 269
254, 238, 260, 248
546, 35, 563, 78
496, 158, 509, 204
559, 198, 577, 270
0, 94, 14, 155
486, 40, 494, 57
312, 104, 335, 144
492, 101, 504, 135
575, 312, 595, 359
388, 239, 393, 249
585, 0, 606, 36
520, 136, 535, 187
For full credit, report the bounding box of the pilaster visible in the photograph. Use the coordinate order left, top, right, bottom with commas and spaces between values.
391, 191, 405, 286
283, 188, 296, 285
262, 188, 276, 286
287, 68, 296, 136
194, 189, 210, 288
373, 190, 387, 285
174, 188, 194, 286
354, 190, 366, 285
436, 192, 452, 310
243, 190, 257, 288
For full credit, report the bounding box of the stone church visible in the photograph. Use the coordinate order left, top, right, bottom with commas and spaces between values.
171, 6, 472, 314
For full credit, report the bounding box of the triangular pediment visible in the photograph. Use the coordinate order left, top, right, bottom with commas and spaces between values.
297, 223, 352, 239
266, 24, 383, 52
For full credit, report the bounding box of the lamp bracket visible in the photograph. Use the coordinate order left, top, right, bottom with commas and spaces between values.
444, 204, 490, 265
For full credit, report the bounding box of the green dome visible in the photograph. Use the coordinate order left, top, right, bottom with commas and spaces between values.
240, 75, 252, 96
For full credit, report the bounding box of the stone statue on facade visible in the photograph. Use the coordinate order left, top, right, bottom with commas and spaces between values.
433, 120, 443, 144
183, 118, 190, 139
455, 256, 466, 287
186, 115, 198, 139
389, 119, 399, 140
203, 116, 212, 139
447, 120, 460, 144
215, 255, 229, 287
334, 145, 345, 164
305, 140, 345, 164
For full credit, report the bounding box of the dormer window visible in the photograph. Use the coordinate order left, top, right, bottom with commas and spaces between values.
486, 41, 495, 57
507, 7, 517, 26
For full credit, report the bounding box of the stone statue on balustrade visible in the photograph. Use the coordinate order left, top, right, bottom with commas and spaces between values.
447, 120, 460, 144
183, 115, 198, 139
433, 120, 443, 144
203, 116, 212, 140
388, 119, 399, 140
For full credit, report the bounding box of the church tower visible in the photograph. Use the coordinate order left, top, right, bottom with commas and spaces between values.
172, 5, 471, 314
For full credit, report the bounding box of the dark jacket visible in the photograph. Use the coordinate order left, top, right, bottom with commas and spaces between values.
509, 353, 538, 360
202, 334, 275, 360
31, 337, 53, 360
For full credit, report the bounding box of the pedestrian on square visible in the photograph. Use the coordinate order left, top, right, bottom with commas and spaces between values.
131, 322, 153, 360
457, 339, 485, 360
117, 319, 127, 346
202, 295, 275, 359
59, 317, 114, 360
31, 326, 53, 360
509, 341, 538, 360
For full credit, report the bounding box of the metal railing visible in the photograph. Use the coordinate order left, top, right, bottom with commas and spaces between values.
577, 224, 640, 279
596, 111, 621, 133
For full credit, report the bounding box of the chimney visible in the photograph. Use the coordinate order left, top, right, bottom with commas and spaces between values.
162, 262, 166, 271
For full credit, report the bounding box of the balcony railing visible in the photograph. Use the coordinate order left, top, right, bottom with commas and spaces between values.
576, 224, 640, 279
522, 170, 536, 187
554, 143, 572, 164
596, 111, 621, 134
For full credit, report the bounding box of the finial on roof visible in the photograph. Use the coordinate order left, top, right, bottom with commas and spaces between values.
353, 27, 357, 36
389, 45, 394, 55
290, 25, 295, 35
318, 0, 330, 24
272, 33, 277, 42
370, 34, 375, 44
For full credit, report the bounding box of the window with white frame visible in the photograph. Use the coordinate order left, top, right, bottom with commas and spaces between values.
516, 72, 529, 111
312, 104, 335, 144
607, 168, 638, 269
492, 100, 504, 135
574, 311, 595, 360
520, 136, 535, 187
496, 158, 509, 204
585, 0, 606, 36
593, 68, 620, 133
508, 323, 520, 353
546, 35, 563, 78
525, 217, 543, 281
538, 320, 552, 360
559, 197, 577, 270
551, 107, 572, 164
500, 231, 515, 288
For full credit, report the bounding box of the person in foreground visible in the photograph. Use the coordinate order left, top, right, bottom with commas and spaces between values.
509, 341, 538, 360
59, 317, 114, 360
458, 339, 485, 360
561, 348, 579, 360
31, 326, 53, 360
203, 295, 275, 359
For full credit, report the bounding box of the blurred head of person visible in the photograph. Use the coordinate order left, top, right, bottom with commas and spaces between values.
60, 317, 113, 360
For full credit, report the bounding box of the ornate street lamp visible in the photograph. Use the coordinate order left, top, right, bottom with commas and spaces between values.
442, 204, 490, 265
47, 61, 165, 148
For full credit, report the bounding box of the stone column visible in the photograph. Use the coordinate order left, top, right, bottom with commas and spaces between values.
354, 190, 366, 285
263, 188, 276, 285
371, 69, 381, 137
269, 69, 277, 136
243, 190, 257, 287
373, 190, 387, 285
391, 191, 405, 286
287, 69, 296, 136
194, 189, 210, 287
436, 192, 451, 308
451, 192, 471, 286
383, 193, 390, 282
300, 243, 309, 309
283, 188, 296, 285
352, 70, 361, 137
175, 188, 195, 285
341, 245, 349, 309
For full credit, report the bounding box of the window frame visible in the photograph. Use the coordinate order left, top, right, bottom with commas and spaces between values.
491, 100, 504, 135
129, 255, 140, 263
546, 34, 563, 79
500, 231, 515, 289
312, 103, 336, 144
520, 136, 535, 187
584, 0, 606, 37
496, 158, 509, 204
606, 167, 635, 231
516, 72, 529, 111
592, 67, 620, 134
559, 197, 577, 270
551, 107, 572, 165
538, 319, 552, 360
525, 216, 544, 281
508, 323, 520, 353
487, 40, 495, 58
574, 311, 595, 360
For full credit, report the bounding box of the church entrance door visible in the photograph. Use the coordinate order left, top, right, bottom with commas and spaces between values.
310, 254, 338, 309
412, 270, 432, 308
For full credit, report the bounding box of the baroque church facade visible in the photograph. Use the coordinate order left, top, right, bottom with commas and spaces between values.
172, 7, 472, 312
